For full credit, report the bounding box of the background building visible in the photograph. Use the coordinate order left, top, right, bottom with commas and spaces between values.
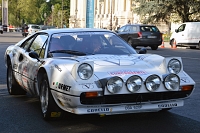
69, 0, 140, 30
69, 0, 170, 32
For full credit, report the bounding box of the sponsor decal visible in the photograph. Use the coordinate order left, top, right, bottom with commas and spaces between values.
53, 82, 71, 92
108, 70, 147, 76
158, 103, 177, 108
87, 108, 111, 113
54, 64, 62, 72
22, 66, 28, 76
138, 55, 149, 60
125, 105, 142, 110
180, 77, 190, 83
13, 64, 17, 69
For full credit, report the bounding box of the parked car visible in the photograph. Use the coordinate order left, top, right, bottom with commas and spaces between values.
4, 28, 195, 120
40, 25, 56, 30
116, 24, 163, 50
0, 25, 3, 34
28, 24, 41, 35
170, 22, 200, 49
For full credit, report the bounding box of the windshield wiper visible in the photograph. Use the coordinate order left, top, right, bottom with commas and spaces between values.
49, 50, 86, 56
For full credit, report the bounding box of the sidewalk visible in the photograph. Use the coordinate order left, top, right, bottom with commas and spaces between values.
162, 42, 171, 48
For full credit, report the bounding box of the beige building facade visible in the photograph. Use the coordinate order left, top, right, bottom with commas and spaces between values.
69, 0, 140, 30
69, 0, 169, 32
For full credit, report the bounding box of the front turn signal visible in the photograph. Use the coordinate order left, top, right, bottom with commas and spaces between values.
181, 85, 194, 91
85, 92, 98, 98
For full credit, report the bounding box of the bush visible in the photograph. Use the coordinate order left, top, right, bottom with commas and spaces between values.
163, 33, 172, 42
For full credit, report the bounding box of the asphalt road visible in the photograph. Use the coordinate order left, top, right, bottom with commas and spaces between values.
0, 32, 200, 133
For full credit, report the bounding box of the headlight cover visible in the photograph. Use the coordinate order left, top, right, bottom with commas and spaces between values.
145, 75, 161, 92
164, 74, 180, 91
126, 76, 142, 93
107, 77, 123, 94
77, 63, 93, 80
168, 59, 181, 74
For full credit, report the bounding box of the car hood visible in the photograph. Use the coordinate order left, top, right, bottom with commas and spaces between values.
49, 54, 166, 79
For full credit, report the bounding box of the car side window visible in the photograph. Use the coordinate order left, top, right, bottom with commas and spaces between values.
20, 36, 35, 51
118, 26, 126, 32
130, 26, 137, 32
124, 25, 132, 32
177, 24, 186, 32
29, 34, 48, 58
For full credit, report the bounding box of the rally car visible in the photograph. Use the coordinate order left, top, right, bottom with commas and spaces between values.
4, 28, 195, 120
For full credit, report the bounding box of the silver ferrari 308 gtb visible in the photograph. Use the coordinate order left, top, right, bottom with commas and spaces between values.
4, 28, 195, 120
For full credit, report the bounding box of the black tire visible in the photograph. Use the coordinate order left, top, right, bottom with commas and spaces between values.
7, 64, 26, 95
0, 31, 3, 34
128, 39, 136, 49
189, 46, 196, 49
198, 42, 200, 50
39, 73, 65, 120
151, 45, 158, 50
159, 108, 172, 112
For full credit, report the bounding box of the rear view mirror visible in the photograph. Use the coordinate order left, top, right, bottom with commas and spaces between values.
29, 51, 40, 61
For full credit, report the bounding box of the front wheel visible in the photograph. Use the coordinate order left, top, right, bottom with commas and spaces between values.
198, 42, 200, 50
39, 73, 65, 120
189, 46, 196, 49
7, 64, 26, 95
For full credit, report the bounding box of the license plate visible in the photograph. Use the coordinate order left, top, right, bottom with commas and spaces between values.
148, 36, 157, 38
125, 105, 142, 110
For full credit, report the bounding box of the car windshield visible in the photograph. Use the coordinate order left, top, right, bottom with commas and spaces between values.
31, 25, 40, 29
48, 32, 137, 57
140, 26, 160, 32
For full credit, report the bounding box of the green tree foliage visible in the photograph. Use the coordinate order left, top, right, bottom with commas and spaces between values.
134, 0, 200, 24
6, 0, 70, 27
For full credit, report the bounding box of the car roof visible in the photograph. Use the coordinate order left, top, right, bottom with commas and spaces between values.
125, 24, 156, 27
28, 24, 40, 26
38, 28, 113, 34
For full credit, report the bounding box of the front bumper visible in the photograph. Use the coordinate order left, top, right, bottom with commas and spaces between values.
134, 39, 162, 46
72, 100, 184, 115
51, 89, 187, 115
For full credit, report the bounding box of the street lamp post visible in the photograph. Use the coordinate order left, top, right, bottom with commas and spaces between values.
74, 9, 78, 27
99, 0, 104, 28
51, 5, 54, 26
44, 13, 46, 25
61, 0, 63, 28
131, 4, 136, 24
110, 0, 113, 31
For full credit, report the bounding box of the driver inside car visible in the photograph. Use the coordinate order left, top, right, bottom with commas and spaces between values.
90, 36, 103, 53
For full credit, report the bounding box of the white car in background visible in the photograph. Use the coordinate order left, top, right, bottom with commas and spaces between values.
28, 24, 41, 35
0, 25, 3, 34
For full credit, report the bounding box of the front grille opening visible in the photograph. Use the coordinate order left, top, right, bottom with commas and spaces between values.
80, 91, 192, 105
